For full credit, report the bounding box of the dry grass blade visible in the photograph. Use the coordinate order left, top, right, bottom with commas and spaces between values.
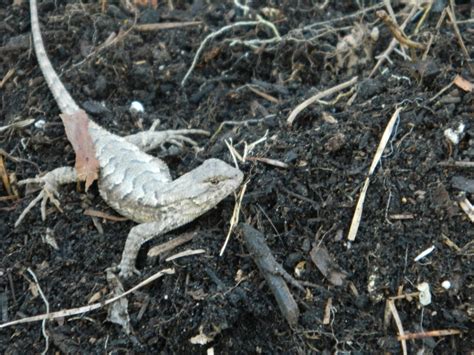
458, 196, 474, 223
165, 249, 206, 262
287, 76, 358, 126
220, 182, 247, 256
347, 107, 402, 241
83, 209, 128, 222
0, 68, 15, 88
387, 299, 408, 355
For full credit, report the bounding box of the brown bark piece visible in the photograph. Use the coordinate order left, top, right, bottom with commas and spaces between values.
240, 224, 300, 326
60, 110, 99, 190
310, 244, 348, 286
453, 75, 473, 92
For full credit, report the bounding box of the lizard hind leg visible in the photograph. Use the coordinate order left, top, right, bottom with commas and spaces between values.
15, 167, 77, 227
117, 221, 170, 278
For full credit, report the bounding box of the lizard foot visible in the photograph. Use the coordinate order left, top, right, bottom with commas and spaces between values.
14, 167, 77, 227
117, 263, 141, 279
125, 127, 210, 153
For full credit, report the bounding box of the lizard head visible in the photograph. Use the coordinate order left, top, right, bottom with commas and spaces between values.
163, 158, 243, 217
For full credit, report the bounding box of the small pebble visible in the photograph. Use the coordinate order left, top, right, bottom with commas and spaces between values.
441, 280, 451, 290
34, 119, 46, 129
130, 101, 145, 113
417, 282, 432, 306
444, 122, 465, 145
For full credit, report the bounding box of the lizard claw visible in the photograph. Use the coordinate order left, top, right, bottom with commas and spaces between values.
117, 264, 141, 279
15, 174, 62, 227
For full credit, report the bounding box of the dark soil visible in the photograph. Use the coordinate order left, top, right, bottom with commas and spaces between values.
1, 0, 473, 353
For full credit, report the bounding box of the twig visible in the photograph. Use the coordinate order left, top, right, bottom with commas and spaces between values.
245, 156, 289, 168
347, 107, 402, 241
376, 10, 426, 50
397, 329, 462, 341
387, 299, 408, 355
134, 21, 202, 32
210, 116, 270, 142
458, 195, 474, 223
27, 269, 50, 355
438, 161, 474, 168
0, 268, 175, 329
446, 1, 473, 73
181, 17, 280, 86
369, 5, 419, 77
240, 224, 300, 326
287, 76, 358, 126
429, 81, 454, 102
147, 232, 195, 259
0, 68, 15, 89
301, 3, 384, 30
83, 209, 128, 221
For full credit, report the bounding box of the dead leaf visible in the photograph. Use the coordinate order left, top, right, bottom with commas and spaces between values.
133, 0, 157, 8
453, 75, 473, 92
60, 110, 99, 190
310, 244, 348, 286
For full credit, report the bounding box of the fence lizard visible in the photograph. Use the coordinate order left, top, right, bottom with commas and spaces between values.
17, 0, 243, 278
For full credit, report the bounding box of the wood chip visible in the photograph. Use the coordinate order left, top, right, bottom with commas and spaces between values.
240, 224, 300, 326
309, 244, 348, 286
453, 75, 473, 92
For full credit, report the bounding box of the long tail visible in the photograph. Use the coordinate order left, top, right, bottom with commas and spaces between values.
30, 0, 79, 115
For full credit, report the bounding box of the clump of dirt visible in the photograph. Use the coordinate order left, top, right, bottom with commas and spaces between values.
1, 1, 473, 353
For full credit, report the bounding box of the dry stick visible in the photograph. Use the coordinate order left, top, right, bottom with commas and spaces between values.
135, 21, 202, 31
429, 81, 454, 102
347, 107, 402, 242
387, 299, 408, 355
302, 3, 384, 30
459, 196, 474, 223
287, 76, 358, 127
27, 268, 49, 355
83, 209, 128, 222
0, 68, 15, 88
240, 224, 300, 326
376, 10, 426, 50
446, 2, 473, 74
398, 329, 462, 341
369, 5, 419, 77
0, 268, 175, 329
438, 161, 474, 168
181, 17, 280, 87
147, 232, 195, 259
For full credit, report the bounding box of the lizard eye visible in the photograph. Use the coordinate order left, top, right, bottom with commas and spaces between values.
206, 176, 222, 185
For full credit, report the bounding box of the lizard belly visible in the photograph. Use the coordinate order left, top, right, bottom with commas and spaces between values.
88, 122, 172, 223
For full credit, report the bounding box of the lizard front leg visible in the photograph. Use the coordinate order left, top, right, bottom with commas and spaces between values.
15, 167, 77, 227
125, 128, 209, 152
